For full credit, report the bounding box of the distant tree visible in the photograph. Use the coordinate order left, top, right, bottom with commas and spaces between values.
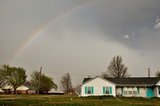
40, 74, 57, 93
0, 65, 10, 89
155, 71, 160, 77
75, 84, 81, 95
30, 71, 39, 93
103, 55, 130, 78
7, 66, 27, 94
101, 72, 109, 78
30, 71, 57, 94
60, 73, 72, 93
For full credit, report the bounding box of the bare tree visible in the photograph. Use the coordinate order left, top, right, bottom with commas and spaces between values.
103, 55, 130, 78
60, 73, 72, 93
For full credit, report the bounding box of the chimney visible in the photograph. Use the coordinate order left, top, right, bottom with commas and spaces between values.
148, 68, 150, 77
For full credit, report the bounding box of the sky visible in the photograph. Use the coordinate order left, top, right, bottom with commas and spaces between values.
1, 0, 160, 87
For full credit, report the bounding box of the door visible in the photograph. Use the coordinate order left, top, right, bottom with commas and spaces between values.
146, 87, 154, 98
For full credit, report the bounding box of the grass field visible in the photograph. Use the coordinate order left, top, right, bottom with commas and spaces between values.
0, 95, 160, 106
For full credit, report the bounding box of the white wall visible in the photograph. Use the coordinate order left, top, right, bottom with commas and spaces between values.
154, 86, 160, 97
116, 86, 146, 97
81, 77, 116, 97
139, 87, 146, 97
156, 82, 160, 97
116, 87, 121, 96
154, 87, 158, 97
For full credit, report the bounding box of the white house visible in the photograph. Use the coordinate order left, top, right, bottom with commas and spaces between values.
81, 76, 160, 98
81, 77, 116, 97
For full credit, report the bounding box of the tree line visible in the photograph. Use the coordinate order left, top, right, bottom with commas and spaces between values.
0, 65, 73, 94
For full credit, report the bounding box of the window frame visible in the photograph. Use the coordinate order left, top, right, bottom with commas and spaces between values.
87, 87, 92, 94
129, 91, 132, 95
85, 86, 94, 94
123, 91, 127, 95
133, 91, 137, 95
103, 86, 112, 95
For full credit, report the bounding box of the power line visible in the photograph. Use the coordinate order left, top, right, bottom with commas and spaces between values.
50, 72, 98, 77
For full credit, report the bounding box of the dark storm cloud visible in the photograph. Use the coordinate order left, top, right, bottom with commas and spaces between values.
50, 0, 160, 51
86, 0, 160, 50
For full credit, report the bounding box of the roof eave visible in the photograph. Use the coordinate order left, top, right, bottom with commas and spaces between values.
116, 84, 155, 87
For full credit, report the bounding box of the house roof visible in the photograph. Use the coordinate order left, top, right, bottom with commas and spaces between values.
82, 76, 116, 85
3, 85, 13, 89
23, 81, 32, 89
106, 77, 160, 86
17, 85, 29, 91
83, 78, 92, 83
83, 77, 160, 86
0, 88, 4, 92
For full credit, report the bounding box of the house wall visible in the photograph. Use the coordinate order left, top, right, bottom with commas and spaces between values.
17, 90, 28, 94
156, 81, 160, 97
116, 87, 121, 96
154, 86, 160, 97
154, 87, 158, 97
116, 87, 147, 97
139, 87, 146, 97
81, 77, 116, 97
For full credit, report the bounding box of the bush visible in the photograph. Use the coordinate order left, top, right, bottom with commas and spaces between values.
83, 95, 114, 99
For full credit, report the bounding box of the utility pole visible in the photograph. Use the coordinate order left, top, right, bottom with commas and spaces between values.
148, 68, 150, 77
37, 66, 42, 94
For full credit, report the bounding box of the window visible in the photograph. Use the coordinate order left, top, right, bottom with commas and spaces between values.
123, 91, 127, 95
128, 87, 132, 95
123, 87, 127, 95
158, 87, 160, 95
133, 87, 138, 95
103, 87, 112, 94
129, 91, 132, 95
133, 91, 137, 95
85, 86, 94, 94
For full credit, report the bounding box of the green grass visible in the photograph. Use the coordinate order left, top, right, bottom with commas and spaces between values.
0, 95, 160, 106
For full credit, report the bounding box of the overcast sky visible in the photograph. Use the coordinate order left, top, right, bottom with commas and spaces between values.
1, 0, 160, 86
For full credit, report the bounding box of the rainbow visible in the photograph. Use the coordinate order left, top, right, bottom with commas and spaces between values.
10, 0, 102, 63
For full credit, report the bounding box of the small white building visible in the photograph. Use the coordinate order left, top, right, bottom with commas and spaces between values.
81, 76, 160, 98
16, 85, 29, 94
17, 85, 29, 91
0, 88, 5, 94
48, 89, 64, 94
2, 81, 35, 94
